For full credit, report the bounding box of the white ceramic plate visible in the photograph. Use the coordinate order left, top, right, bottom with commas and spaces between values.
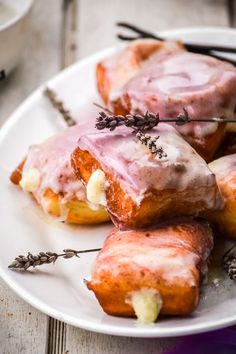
1, 27, 236, 338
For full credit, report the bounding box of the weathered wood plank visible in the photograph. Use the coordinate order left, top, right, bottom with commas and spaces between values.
47, 318, 67, 354
0, 1, 62, 353
45, 2, 80, 353
61, 0, 78, 68
0, 279, 48, 354
66, 326, 177, 354
65, 328, 177, 354
76, 0, 229, 59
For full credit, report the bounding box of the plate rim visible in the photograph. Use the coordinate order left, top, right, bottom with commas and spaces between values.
1, 26, 236, 338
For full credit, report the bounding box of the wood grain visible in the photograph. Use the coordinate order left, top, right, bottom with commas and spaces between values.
47, 318, 67, 354
65, 327, 177, 354
61, 0, 79, 68
0, 279, 48, 354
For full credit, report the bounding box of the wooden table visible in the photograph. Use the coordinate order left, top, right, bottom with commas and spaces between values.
0, 1, 235, 353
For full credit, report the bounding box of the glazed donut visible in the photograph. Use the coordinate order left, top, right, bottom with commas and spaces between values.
97, 39, 236, 161
87, 218, 213, 321
10, 124, 109, 225
97, 38, 184, 105
71, 123, 221, 229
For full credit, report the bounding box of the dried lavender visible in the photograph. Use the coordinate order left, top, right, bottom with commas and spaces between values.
96, 111, 160, 132
44, 87, 76, 127
222, 245, 236, 280
95, 109, 235, 133
136, 132, 167, 158
8, 248, 101, 271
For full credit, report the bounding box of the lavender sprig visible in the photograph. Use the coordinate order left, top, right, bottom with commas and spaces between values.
222, 245, 236, 280
8, 248, 101, 271
96, 111, 160, 132
95, 109, 234, 133
136, 132, 167, 158
44, 87, 76, 127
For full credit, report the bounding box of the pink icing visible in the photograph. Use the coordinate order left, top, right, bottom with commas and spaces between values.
23, 122, 96, 206
102, 39, 184, 97
78, 123, 217, 206
92, 222, 213, 286
110, 51, 236, 139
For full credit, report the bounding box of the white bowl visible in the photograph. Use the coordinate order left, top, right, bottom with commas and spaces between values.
0, 0, 33, 78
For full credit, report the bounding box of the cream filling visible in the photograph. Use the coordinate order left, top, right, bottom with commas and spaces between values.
86, 169, 108, 206
126, 288, 163, 324
19, 168, 40, 193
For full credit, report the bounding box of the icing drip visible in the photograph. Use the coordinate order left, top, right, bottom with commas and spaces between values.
78, 123, 216, 205
22, 122, 95, 205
